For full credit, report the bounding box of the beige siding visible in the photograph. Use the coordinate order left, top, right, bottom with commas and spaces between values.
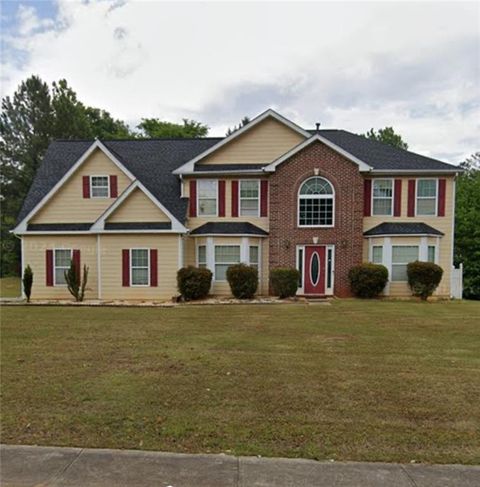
100, 234, 179, 300
31, 149, 132, 224
183, 177, 269, 232
23, 235, 98, 300
363, 176, 454, 297
199, 118, 304, 165
107, 188, 170, 223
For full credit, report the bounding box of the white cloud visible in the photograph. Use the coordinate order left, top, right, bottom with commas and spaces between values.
2, 0, 479, 163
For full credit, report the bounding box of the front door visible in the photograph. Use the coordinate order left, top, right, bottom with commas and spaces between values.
304, 246, 326, 295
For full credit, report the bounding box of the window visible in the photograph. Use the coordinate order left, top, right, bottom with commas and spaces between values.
249, 245, 259, 272
298, 177, 334, 227
372, 179, 393, 216
197, 245, 207, 268
54, 249, 72, 285
327, 247, 333, 290
297, 247, 304, 289
130, 249, 149, 286
392, 246, 419, 281
240, 180, 259, 216
90, 176, 109, 198
416, 179, 437, 216
372, 246, 383, 264
214, 245, 240, 281
428, 245, 436, 263
198, 180, 217, 216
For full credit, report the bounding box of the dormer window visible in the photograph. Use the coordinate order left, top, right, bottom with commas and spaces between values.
298, 177, 334, 227
90, 176, 110, 198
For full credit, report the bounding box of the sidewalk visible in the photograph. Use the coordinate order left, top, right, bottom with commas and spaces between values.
1, 444, 478, 487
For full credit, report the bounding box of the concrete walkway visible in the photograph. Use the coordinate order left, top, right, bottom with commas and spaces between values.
1, 444, 479, 487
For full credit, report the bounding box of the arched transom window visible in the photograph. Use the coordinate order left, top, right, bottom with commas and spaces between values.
298, 177, 334, 227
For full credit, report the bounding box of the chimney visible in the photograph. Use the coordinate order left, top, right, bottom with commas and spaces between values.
315, 122, 321, 132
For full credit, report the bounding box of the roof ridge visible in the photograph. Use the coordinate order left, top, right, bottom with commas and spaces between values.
52, 136, 224, 143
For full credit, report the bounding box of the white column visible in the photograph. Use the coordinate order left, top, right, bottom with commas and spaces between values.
384, 237, 392, 295
206, 237, 215, 272
97, 234, 102, 300
177, 235, 185, 269
419, 236, 428, 261
240, 237, 249, 264
20, 236, 25, 299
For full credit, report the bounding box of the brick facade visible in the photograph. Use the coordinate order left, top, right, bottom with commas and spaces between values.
268, 140, 364, 297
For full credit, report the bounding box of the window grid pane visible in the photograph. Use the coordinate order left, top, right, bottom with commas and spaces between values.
198, 180, 217, 216
299, 198, 333, 226
417, 180, 437, 197
214, 246, 240, 280
428, 246, 436, 263
249, 246, 259, 264
373, 198, 392, 216
131, 249, 149, 285
198, 245, 206, 265
91, 176, 109, 197
300, 178, 333, 195
372, 246, 383, 264
417, 199, 436, 216
392, 246, 419, 281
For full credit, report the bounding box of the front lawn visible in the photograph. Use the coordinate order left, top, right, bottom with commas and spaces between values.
0, 277, 21, 298
1, 300, 479, 464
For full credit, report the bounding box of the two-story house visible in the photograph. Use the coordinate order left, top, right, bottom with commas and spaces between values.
13, 109, 460, 300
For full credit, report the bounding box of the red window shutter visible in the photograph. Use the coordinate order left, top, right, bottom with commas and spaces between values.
407, 179, 416, 217
46, 250, 54, 286
150, 249, 158, 287
218, 180, 226, 217
82, 176, 90, 198
122, 249, 130, 287
363, 179, 372, 216
72, 249, 81, 282
394, 179, 402, 217
260, 180, 269, 217
231, 180, 239, 217
189, 180, 197, 217
438, 179, 446, 216
110, 175, 118, 198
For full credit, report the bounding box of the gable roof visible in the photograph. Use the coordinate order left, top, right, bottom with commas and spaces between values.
16, 137, 221, 229
173, 109, 310, 174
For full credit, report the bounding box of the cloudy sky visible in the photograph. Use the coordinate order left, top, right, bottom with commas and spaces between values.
1, 0, 479, 163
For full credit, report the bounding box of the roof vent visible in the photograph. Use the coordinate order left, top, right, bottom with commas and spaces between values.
315, 122, 321, 132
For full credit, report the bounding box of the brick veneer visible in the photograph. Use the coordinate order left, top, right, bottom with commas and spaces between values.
268, 140, 364, 297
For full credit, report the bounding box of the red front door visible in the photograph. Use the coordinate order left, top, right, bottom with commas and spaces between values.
304, 246, 326, 295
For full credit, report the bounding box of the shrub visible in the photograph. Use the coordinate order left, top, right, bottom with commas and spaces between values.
270, 268, 300, 298
349, 263, 388, 298
226, 264, 258, 299
22, 265, 33, 302
177, 266, 212, 300
407, 261, 443, 300
65, 262, 89, 302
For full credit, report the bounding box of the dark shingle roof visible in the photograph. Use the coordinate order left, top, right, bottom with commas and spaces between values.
104, 222, 171, 231
364, 222, 444, 236
27, 223, 92, 231
17, 138, 222, 225
193, 163, 268, 172
315, 130, 457, 172
190, 222, 268, 236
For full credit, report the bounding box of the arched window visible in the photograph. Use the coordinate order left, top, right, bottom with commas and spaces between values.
298, 177, 334, 227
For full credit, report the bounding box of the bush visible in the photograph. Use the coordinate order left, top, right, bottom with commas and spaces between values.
177, 266, 212, 300
65, 262, 89, 302
270, 268, 300, 298
349, 263, 388, 298
407, 261, 443, 300
226, 264, 258, 299
22, 265, 33, 302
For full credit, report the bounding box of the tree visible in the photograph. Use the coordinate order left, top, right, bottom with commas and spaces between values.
226, 116, 250, 136
0, 75, 135, 276
137, 118, 208, 138
363, 127, 408, 150
65, 262, 89, 302
22, 265, 33, 302
455, 152, 480, 299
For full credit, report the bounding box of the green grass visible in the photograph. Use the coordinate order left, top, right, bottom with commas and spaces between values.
1, 300, 479, 464
0, 277, 21, 298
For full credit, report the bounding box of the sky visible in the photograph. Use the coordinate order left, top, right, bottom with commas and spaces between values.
1, 0, 479, 164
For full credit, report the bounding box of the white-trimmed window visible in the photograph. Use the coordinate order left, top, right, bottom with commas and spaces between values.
240, 180, 259, 216
198, 180, 217, 216
130, 249, 150, 286
197, 245, 207, 268
90, 176, 109, 198
416, 179, 437, 216
298, 177, 334, 227
249, 245, 259, 272
372, 246, 383, 264
372, 179, 393, 216
54, 249, 72, 286
391, 246, 419, 281
214, 245, 240, 281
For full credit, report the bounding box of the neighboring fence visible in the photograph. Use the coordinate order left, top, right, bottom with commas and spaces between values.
450, 264, 463, 299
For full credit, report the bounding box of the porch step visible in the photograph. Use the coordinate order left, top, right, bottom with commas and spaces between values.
305, 298, 331, 305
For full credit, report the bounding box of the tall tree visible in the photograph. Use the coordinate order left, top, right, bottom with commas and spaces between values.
363, 127, 408, 150
455, 152, 480, 299
0, 75, 135, 276
137, 118, 208, 138
226, 116, 250, 136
